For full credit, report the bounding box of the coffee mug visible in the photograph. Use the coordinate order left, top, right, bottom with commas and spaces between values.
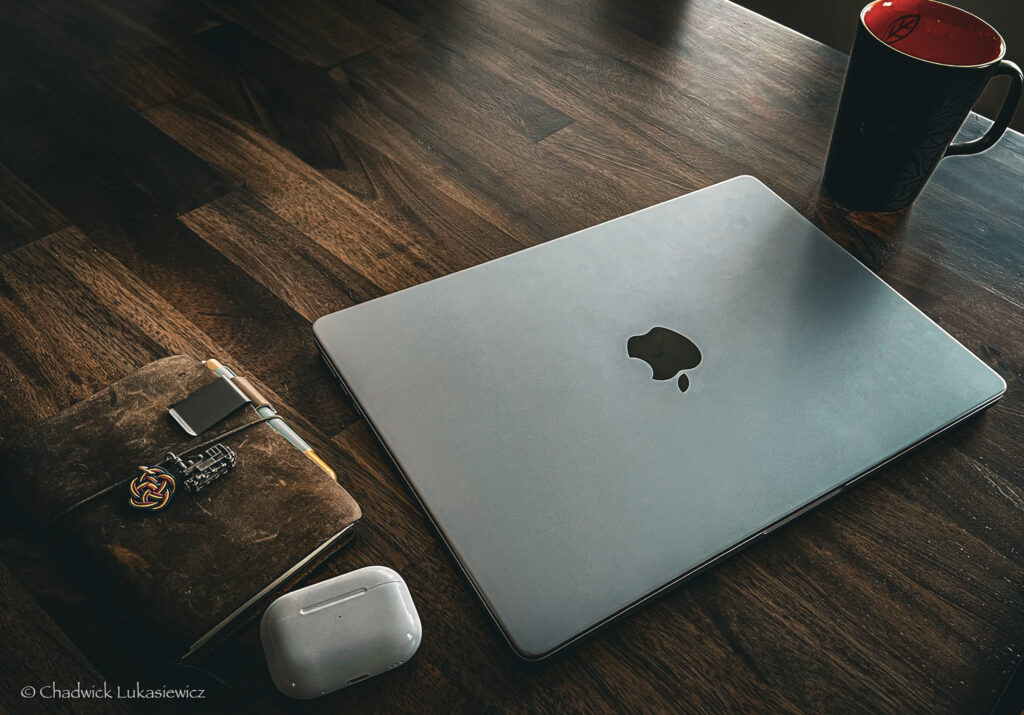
823, 0, 1023, 212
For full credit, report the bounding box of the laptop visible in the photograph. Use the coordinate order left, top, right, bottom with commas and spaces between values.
313, 176, 1004, 659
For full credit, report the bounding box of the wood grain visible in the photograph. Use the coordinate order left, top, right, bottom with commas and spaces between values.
0, 559, 130, 715
0, 0, 1022, 711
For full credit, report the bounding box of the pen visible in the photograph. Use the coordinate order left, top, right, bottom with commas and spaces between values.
991, 649, 1024, 715
203, 359, 337, 482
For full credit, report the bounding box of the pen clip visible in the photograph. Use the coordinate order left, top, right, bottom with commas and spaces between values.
229, 376, 272, 410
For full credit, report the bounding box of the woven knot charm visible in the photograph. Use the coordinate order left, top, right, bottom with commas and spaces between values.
128, 466, 176, 511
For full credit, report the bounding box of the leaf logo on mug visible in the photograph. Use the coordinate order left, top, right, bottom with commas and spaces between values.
884, 14, 920, 44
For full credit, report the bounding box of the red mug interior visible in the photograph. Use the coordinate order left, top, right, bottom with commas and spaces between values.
862, 0, 1004, 67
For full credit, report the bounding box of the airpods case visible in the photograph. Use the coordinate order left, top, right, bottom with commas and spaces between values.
260, 566, 422, 699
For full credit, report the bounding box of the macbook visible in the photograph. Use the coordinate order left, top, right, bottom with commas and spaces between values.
313, 176, 1004, 659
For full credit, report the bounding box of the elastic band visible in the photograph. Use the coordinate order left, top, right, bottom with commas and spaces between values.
46, 416, 275, 528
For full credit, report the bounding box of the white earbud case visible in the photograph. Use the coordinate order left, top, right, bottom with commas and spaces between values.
260, 566, 422, 699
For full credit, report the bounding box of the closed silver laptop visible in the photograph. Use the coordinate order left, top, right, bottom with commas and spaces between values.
314, 176, 1004, 659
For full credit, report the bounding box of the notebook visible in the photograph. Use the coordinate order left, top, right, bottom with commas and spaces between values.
0, 355, 361, 660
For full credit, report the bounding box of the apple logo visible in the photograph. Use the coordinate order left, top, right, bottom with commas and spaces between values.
627, 327, 702, 393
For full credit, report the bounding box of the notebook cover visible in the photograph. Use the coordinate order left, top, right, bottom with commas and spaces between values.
0, 355, 361, 660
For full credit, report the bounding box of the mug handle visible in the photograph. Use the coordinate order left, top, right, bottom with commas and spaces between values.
946, 60, 1023, 156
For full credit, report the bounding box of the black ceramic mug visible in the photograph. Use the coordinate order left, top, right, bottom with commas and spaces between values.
824, 0, 1023, 212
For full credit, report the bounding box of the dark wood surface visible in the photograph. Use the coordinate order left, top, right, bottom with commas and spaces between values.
0, 559, 132, 715
0, 0, 1022, 711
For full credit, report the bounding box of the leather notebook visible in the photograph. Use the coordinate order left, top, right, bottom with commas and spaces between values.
0, 355, 361, 661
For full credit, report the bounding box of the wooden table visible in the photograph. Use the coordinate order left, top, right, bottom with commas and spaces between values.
1, 0, 1022, 711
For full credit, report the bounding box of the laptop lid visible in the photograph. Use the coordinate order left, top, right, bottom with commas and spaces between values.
314, 176, 1004, 659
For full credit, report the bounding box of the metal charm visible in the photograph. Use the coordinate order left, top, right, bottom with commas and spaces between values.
128, 443, 236, 512
165, 443, 236, 494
